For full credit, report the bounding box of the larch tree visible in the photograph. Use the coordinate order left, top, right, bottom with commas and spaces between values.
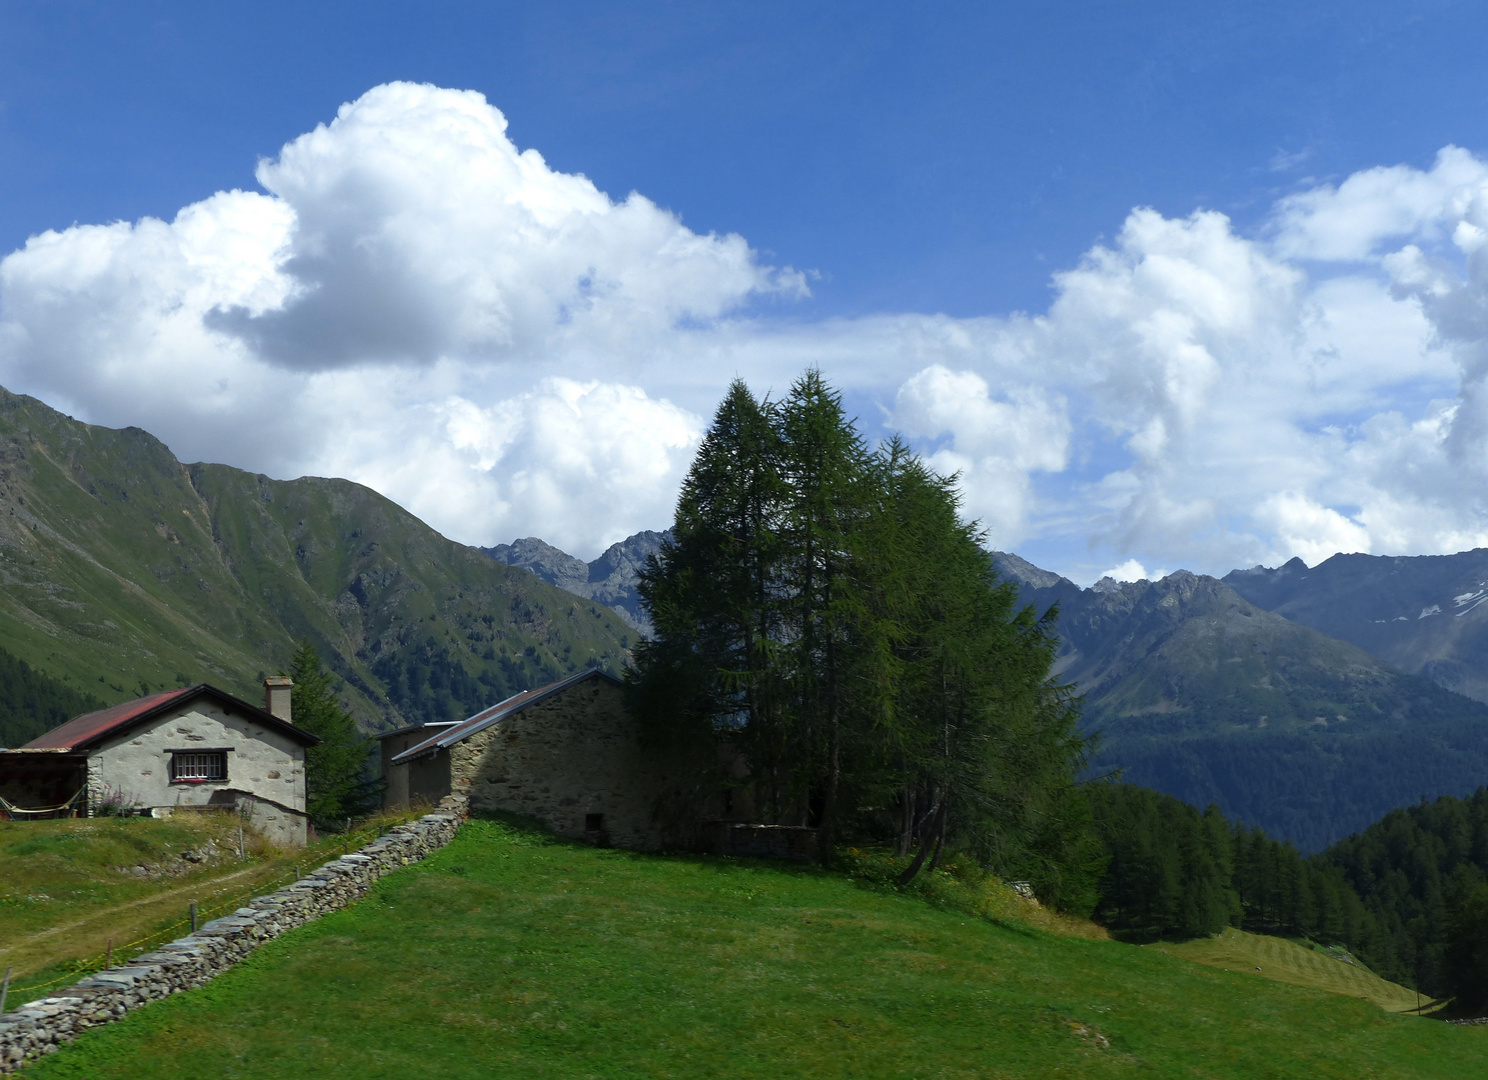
289, 641, 375, 822
629, 370, 1101, 910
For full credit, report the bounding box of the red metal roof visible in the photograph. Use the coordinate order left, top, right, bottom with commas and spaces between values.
20, 684, 320, 751
390, 668, 621, 765
23, 688, 194, 750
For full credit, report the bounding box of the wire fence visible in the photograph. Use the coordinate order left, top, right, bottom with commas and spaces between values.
3, 817, 405, 1003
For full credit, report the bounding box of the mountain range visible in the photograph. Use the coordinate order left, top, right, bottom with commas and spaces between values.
11, 376, 1488, 853
1224, 552, 1488, 704
992, 553, 1488, 851
476, 532, 1488, 849
0, 386, 634, 740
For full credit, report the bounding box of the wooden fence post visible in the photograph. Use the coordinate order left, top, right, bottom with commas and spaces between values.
0, 965, 12, 1015
189, 901, 197, 933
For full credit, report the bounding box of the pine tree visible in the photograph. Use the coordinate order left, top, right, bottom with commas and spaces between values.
289, 641, 375, 822
774, 370, 873, 861
631, 370, 1101, 906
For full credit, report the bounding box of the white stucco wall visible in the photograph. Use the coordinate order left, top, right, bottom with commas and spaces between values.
85, 700, 309, 846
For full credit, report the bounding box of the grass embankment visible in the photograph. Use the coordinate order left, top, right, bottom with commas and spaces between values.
22, 817, 1488, 1079
0, 811, 419, 998
1155, 926, 1427, 1014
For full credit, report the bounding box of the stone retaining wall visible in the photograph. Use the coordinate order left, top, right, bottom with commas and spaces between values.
0, 794, 468, 1074
700, 822, 819, 862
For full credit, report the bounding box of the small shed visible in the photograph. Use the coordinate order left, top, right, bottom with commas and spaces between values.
379, 669, 694, 850
0, 678, 319, 846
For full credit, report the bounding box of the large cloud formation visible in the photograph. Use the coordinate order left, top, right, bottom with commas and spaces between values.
2, 83, 1488, 579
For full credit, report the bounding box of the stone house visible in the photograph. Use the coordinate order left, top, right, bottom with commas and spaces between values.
379, 669, 708, 850
0, 678, 319, 846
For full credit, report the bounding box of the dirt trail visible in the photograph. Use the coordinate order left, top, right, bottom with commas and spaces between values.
0, 862, 284, 953
1, 816, 408, 982
0, 858, 303, 982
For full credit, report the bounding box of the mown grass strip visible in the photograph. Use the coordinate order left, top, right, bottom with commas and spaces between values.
1154, 926, 1428, 1013
22, 817, 1488, 1079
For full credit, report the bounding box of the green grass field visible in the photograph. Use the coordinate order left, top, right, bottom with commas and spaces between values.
0, 812, 418, 995
19, 817, 1488, 1079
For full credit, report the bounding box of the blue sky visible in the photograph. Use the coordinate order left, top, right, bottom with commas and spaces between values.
4, 2, 1488, 581
11, 2, 1488, 317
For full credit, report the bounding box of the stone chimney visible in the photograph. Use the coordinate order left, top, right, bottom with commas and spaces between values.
264, 675, 294, 723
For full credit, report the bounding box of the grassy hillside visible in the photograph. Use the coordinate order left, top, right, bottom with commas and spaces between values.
1155, 927, 1426, 1013
23, 818, 1488, 1079
0, 386, 634, 731
0, 811, 423, 995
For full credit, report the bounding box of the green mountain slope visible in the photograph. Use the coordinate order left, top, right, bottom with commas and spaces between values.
0, 386, 634, 731
994, 558, 1488, 851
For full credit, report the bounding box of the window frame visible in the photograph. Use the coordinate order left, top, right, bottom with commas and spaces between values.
169, 749, 230, 784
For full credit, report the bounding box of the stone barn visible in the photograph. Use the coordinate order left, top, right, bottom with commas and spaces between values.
379, 669, 705, 850
0, 678, 319, 846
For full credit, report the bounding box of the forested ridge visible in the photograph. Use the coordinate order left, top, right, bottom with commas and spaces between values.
1091, 785, 1375, 946
1090, 782, 1488, 1007
0, 384, 632, 735
1320, 789, 1488, 1005
0, 643, 103, 749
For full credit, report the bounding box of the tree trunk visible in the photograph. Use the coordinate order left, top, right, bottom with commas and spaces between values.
926, 811, 948, 873
819, 705, 841, 867
898, 801, 946, 885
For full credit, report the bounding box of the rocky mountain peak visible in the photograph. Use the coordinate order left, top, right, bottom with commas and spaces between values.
991, 550, 1068, 590
481, 537, 589, 595
481, 530, 671, 636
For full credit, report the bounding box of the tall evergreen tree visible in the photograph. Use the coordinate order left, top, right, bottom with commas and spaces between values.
632, 379, 788, 818
631, 370, 1100, 907
289, 642, 376, 822
774, 371, 874, 861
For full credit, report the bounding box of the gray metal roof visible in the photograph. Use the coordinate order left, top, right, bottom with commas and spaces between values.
372, 720, 462, 742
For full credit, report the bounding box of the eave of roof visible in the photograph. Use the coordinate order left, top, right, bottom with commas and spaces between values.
390, 668, 621, 765
20, 684, 323, 751
372, 720, 462, 742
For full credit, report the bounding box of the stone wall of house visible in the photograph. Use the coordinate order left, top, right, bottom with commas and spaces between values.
0, 794, 468, 1074
380, 726, 460, 810
88, 701, 309, 844
451, 677, 689, 850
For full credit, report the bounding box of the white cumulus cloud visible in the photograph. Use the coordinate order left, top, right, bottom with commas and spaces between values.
6, 82, 1488, 579
0, 83, 780, 555
893, 364, 1068, 548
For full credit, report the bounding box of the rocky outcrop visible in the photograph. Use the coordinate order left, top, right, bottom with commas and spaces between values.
0, 794, 468, 1073
481, 537, 590, 596
482, 530, 669, 636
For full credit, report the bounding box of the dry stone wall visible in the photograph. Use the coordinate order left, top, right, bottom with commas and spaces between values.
0, 794, 468, 1074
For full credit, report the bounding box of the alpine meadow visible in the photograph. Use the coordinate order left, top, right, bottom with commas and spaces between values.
13, 13, 1488, 1074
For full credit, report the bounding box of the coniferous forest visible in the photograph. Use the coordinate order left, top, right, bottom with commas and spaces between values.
1090, 782, 1488, 1009
0, 643, 103, 749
